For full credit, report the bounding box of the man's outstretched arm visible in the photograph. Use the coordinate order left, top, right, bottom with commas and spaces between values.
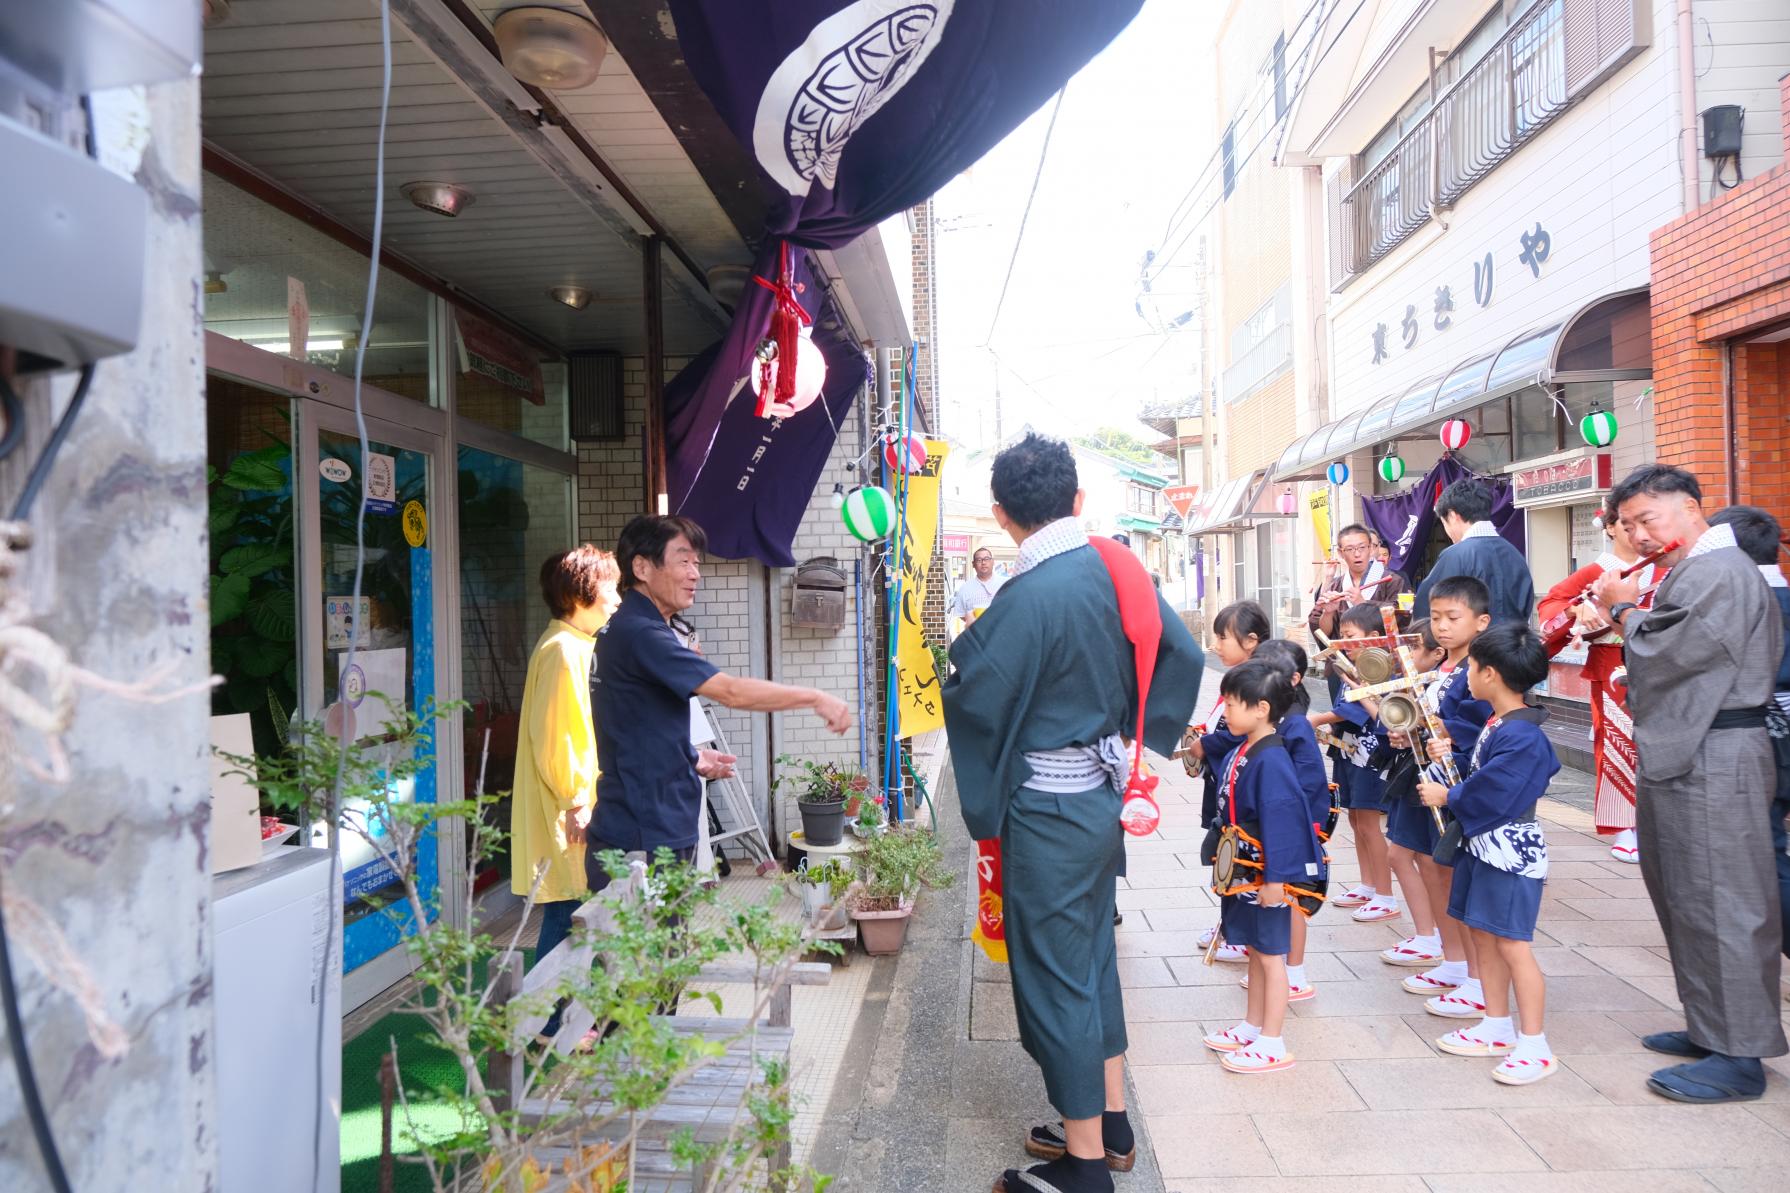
697, 672, 852, 733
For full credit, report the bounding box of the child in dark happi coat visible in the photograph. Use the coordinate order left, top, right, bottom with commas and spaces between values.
1420, 622, 1562, 1084
1203, 661, 1327, 1073
1313, 603, 1398, 922
1375, 619, 1449, 974
1416, 575, 1497, 1019
1253, 640, 1332, 1003
1191, 601, 1267, 964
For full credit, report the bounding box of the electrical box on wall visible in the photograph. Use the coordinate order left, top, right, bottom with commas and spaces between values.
0, 1, 200, 371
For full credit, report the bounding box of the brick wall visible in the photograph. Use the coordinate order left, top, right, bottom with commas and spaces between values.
1648, 73, 1790, 518
910, 199, 950, 649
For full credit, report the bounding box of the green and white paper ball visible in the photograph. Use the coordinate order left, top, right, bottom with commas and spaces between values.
1378, 455, 1406, 483
841, 485, 897, 541
1580, 407, 1619, 448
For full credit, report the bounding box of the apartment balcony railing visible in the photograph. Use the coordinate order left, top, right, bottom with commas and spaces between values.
1329, 0, 1647, 288
1221, 321, 1294, 404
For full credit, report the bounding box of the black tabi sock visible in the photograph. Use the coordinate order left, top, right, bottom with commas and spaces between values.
1020, 1154, 1112, 1193
1102, 1110, 1134, 1155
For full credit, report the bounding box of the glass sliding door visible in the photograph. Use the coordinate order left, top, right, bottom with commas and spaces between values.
299, 408, 449, 976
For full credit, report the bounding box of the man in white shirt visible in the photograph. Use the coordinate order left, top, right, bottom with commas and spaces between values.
950, 547, 1006, 627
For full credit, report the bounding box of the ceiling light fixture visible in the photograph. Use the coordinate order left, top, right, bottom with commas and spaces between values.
705, 264, 751, 307
204, 271, 228, 295
493, 7, 608, 90
548, 285, 593, 310
400, 181, 475, 217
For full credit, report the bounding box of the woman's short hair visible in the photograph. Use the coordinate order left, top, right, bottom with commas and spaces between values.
539, 544, 620, 619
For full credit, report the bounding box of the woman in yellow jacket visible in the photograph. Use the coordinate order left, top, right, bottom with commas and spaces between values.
514, 545, 621, 1011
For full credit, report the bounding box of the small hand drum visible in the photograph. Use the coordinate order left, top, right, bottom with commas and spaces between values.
1178, 724, 1204, 780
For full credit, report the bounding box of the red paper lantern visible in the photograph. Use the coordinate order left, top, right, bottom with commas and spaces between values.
1439, 419, 1473, 451
883, 433, 927, 474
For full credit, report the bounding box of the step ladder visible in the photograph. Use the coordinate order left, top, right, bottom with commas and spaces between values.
695, 700, 777, 872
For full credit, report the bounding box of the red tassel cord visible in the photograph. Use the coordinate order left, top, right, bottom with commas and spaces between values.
751, 241, 812, 419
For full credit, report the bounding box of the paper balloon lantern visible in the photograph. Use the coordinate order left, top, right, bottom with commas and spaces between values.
841, 485, 897, 542
1276, 487, 1298, 515
1378, 455, 1406, 483
1580, 407, 1618, 448
883, 433, 927, 474
1440, 419, 1473, 451
1326, 462, 1349, 486
749, 325, 827, 418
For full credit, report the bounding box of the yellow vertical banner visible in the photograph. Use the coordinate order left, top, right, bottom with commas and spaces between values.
1307, 488, 1332, 561
895, 440, 948, 738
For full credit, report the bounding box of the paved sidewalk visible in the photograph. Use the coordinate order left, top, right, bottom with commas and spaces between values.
1083, 708, 1790, 1191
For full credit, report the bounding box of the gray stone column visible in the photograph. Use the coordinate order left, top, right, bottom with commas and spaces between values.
0, 76, 216, 1190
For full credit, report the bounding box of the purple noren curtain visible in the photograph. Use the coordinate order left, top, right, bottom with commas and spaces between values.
1359, 455, 1525, 585
663, 0, 1145, 564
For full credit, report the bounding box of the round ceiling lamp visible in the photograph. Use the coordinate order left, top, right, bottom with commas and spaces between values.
706, 264, 751, 307
493, 7, 608, 90
400, 181, 475, 218
548, 285, 592, 310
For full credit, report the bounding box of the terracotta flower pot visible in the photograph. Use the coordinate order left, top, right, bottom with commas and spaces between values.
851, 901, 914, 954
799, 798, 846, 846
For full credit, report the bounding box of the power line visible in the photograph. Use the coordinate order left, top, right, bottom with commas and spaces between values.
1142, 0, 1374, 294
986, 85, 1068, 345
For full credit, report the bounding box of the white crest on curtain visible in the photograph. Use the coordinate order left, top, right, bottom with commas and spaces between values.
753, 1, 957, 195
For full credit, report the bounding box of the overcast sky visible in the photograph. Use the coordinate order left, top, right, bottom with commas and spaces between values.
934, 0, 1221, 451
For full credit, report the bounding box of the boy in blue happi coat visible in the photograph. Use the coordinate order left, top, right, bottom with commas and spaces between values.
1313, 603, 1398, 922
1412, 575, 1497, 1019
1420, 622, 1562, 1085
1255, 640, 1333, 1003
1203, 661, 1327, 1074
1190, 601, 1268, 964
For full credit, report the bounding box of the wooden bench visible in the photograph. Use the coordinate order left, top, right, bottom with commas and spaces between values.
483, 858, 832, 1191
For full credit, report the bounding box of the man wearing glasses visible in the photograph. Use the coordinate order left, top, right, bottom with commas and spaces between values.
1308, 522, 1410, 640
951, 546, 1007, 629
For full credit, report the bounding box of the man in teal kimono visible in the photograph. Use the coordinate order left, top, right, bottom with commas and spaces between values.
945, 433, 1203, 1193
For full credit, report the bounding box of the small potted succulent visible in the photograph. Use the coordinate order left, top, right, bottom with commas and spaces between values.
849, 826, 953, 954
777, 755, 866, 847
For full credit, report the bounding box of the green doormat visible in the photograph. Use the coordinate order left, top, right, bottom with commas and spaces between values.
341, 1003, 478, 1193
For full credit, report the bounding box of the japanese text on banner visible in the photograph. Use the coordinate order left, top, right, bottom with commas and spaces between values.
895, 441, 949, 738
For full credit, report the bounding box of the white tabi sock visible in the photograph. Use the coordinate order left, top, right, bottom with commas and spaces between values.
1432, 960, 1469, 982
1286, 964, 1308, 987
1511, 1032, 1552, 1061
1478, 1016, 1515, 1040
1252, 1034, 1287, 1059
1231, 1021, 1261, 1042
1454, 978, 1485, 1005
1413, 933, 1441, 952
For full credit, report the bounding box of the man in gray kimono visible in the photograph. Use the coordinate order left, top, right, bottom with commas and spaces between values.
945, 433, 1203, 1193
1594, 464, 1787, 1103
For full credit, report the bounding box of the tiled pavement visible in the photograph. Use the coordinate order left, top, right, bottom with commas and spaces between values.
1061, 732, 1790, 1191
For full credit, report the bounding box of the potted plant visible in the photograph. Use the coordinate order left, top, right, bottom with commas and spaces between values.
847, 786, 887, 839
794, 858, 855, 931
777, 756, 867, 847
850, 827, 953, 954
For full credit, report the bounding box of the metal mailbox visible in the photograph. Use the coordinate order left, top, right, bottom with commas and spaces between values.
791, 557, 848, 630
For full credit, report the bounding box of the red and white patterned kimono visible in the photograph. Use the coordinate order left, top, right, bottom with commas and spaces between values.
1539, 553, 1659, 835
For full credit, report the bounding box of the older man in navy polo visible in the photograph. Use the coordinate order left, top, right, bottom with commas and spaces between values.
587, 515, 852, 887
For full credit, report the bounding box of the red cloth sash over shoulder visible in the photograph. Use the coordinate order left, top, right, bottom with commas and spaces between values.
972, 538, 1162, 964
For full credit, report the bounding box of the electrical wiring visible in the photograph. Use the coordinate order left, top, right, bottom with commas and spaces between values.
985, 85, 1068, 345
0, 93, 107, 1193
309, 2, 391, 1189
1140, 0, 1374, 296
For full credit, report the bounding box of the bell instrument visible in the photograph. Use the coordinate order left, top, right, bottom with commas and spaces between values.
1381, 607, 1455, 831
1538, 538, 1682, 655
